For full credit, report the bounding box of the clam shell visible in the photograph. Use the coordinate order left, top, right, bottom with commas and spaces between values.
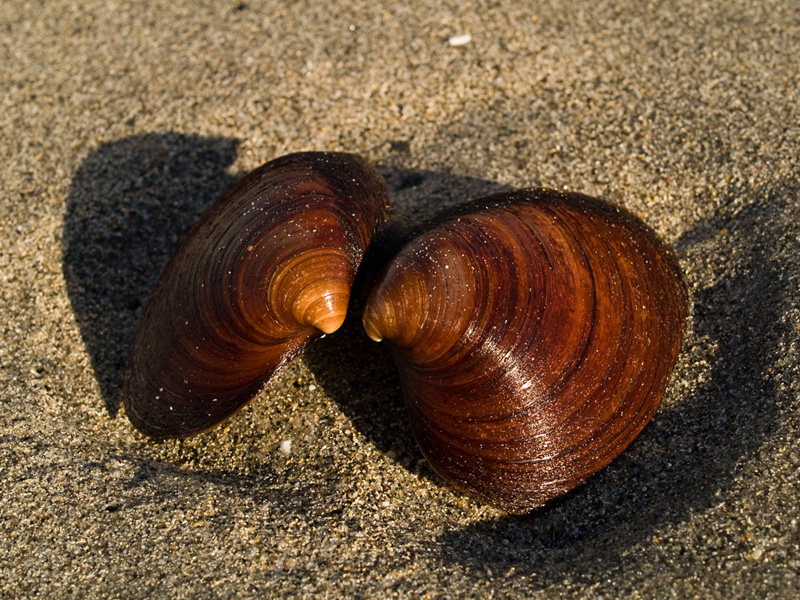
121, 152, 388, 438
363, 189, 688, 513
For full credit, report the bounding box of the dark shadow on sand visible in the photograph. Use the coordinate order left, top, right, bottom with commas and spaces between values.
63, 133, 241, 416
63, 132, 796, 588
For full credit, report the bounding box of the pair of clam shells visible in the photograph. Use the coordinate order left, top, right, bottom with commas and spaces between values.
121, 152, 687, 513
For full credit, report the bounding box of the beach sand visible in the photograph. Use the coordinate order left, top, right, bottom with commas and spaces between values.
1, 1, 798, 597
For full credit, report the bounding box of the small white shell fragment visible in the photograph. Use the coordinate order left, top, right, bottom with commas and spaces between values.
448, 33, 471, 46
279, 439, 292, 455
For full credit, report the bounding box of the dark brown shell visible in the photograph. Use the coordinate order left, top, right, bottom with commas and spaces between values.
362, 189, 688, 513
121, 152, 388, 438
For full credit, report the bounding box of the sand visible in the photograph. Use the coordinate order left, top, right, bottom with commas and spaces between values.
1, 0, 798, 597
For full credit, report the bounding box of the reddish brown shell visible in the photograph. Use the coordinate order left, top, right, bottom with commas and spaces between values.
121, 152, 388, 438
362, 189, 688, 513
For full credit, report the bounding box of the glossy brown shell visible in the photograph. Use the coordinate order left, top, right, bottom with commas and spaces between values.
362, 189, 688, 513
121, 152, 388, 438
